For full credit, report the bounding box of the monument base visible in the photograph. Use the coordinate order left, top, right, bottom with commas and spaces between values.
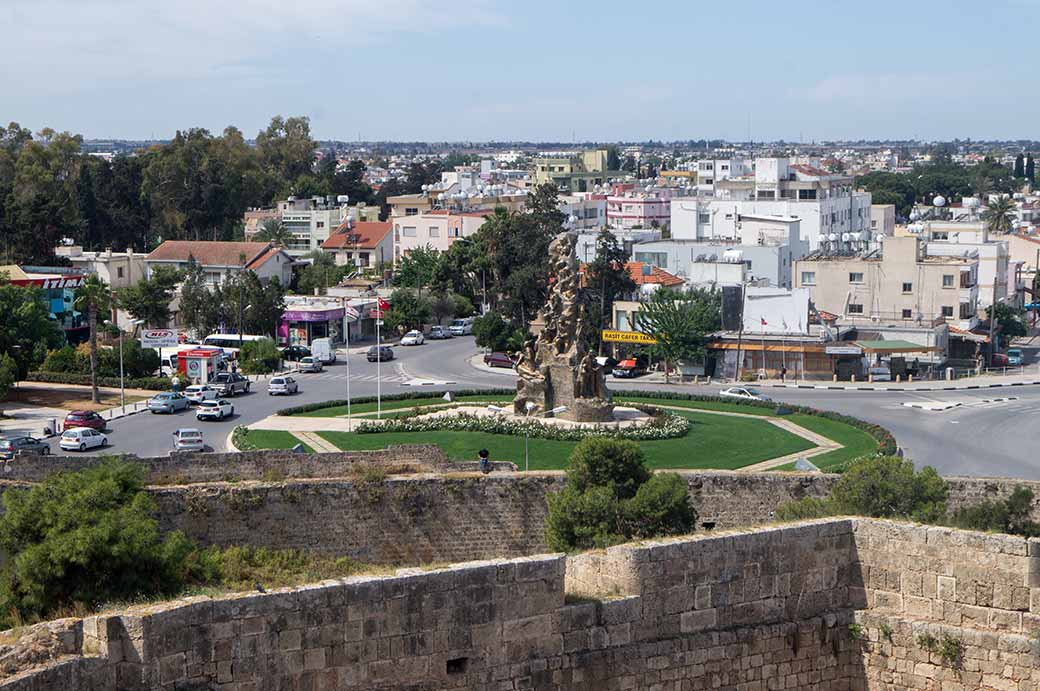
514, 363, 614, 423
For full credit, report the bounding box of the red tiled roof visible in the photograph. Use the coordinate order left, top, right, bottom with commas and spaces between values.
322, 221, 392, 250
817, 310, 840, 322
146, 241, 274, 267
790, 164, 830, 177
624, 262, 685, 287
245, 245, 292, 270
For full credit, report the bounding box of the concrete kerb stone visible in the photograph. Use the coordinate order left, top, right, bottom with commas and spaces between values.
762, 379, 1040, 392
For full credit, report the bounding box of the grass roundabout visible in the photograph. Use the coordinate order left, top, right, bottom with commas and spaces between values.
240, 389, 894, 473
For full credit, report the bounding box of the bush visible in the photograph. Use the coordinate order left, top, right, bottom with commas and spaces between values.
239, 338, 280, 375
473, 312, 513, 352
0, 460, 196, 627
41, 345, 82, 374
776, 456, 948, 523
546, 438, 697, 552
26, 371, 171, 391
41, 342, 159, 379
950, 485, 1040, 537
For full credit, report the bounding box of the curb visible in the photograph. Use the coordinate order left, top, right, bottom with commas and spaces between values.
901, 401, 962, 411
400, 380, 457, 387
763, 380, 1040, 392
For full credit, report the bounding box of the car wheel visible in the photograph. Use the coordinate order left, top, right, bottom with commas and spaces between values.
79, 443, 85, 452
218, 412, 224, 420
101, 438, 108, 447
246, 384, 250, 392
40, 447, 48, 455
230, 407, 234, 416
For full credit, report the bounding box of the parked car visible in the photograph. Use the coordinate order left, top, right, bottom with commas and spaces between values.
367, 345, 395, 362
171, 428, 205, 453
612, 358, 648, 378
59, 427, 108, 452
0, 436, 50, 460
148, 392, 191, 414
400, 330, 424, 346
280, 345, 312, 362
63, 410, 107, 432
183, 384, 219, 404
484, 352, 515, 369
298, 356, 323, 373
212, 372, 250, 396
310, 338, 337, 364
427, 325, 453, 340
195, 399, 234, 421
1007, 348, 1024, 366
449, 317, 475, 336
268, 376, 299, 395
868, 366, 892, 382
719, 387, 770, 401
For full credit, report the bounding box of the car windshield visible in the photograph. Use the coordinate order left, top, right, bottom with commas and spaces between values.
0, 440, 12, 449
179, 431, 201, 438
271, 378, 284, 384
744, 389, 760, 395
199, 401, 216, 407
61, 431, 78, 438
154, 394, 171, 399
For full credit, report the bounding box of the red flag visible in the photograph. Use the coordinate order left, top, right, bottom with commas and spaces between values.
378, 298, 390, 311
760, 317, 768, 326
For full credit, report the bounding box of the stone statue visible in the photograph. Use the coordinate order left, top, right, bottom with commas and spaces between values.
514, 232, 614, 422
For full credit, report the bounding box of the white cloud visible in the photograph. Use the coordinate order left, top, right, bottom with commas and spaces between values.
3, 0, 502, 87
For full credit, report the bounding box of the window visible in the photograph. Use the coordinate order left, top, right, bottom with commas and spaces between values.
901, 282, 912, 293
316, 221, 324, 229
849, 272, 864, 284
402, 227, 417, 237
960, 303, 974, 319
942, 274, 954, 288
933, 232, 948, 240
848, 304, 864, 314
698, 212, 710, 224
756, 190, 775, 200
800, 271, 816, 285
702, 178, 713, 185
941, 306, 954, 317
428, 226, 440, 238
902, 309, 913, 319
798, 189, 817, 200
405, 208, 418, 216
871, 220, 878, 228
117, 267, 124, 279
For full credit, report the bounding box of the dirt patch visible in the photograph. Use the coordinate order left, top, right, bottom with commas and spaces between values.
3, 385, 147, 412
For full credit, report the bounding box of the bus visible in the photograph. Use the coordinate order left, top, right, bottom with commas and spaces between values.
202, 334, 271, 357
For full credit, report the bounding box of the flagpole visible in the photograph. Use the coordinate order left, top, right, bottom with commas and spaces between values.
345, 310, 352, 432
376, 301, 383, 420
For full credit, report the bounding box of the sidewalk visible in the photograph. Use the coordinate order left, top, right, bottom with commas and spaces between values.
754, 370, 1040, 392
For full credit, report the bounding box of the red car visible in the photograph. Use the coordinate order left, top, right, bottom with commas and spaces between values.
484, 352, 516, 369
63, 410, 107, 433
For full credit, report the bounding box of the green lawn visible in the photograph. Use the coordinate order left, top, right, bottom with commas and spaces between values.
315, 411, 814, 471
615, 396, 776, 417
240, 430, 313, 453
293, 395, 514, 418
780, 414, 879, 471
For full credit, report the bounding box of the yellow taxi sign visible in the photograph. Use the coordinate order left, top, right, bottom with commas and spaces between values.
601, 330, 657, 345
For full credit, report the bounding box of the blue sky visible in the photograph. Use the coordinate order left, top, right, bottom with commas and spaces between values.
4, 0, 1037, 141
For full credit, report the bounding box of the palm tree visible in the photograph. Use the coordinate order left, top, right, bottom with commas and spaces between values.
254, 218, 292, 246
983, 196, 1016, 235
74, 275, 113, 404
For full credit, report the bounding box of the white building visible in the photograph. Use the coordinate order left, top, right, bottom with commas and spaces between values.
144, 241, 294, 286
559, 194, 607, 231
695, 158, 749, 195
277, 196, 350, 256
870, 204, 896, 237
53, 246, 148, 289
917, 221, 1011, 311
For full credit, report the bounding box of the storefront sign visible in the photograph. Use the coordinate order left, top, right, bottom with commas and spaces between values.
281, 308, 345, 322
825, 345, 862, 355
601, 329, 657, 345
141, 329, 179, 348
7, 275, 86, 289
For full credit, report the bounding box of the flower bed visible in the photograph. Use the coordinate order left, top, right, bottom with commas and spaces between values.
356, 406, 690, 442
276, 389, 516, 416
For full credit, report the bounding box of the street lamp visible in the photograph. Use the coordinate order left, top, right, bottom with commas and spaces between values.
487, 404, 568, 472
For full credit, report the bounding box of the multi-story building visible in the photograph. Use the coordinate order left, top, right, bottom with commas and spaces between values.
559, 194, 607, 231
532, 149, 609, 193
870, 204, 896, 237
276, 196, 350, 256
606, 186, 678, 231
321, 221, 393, 270
695, 158, 748, 195
793, 235, 979, 332
392, 210, 490, 262
910, 222, 1011, 311
53, 245, 148, 289
673, 158, 872, 249
145, 241, 294, 286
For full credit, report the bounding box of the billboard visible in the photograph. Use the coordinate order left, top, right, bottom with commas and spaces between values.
601, 330, 657, 345
141, 329, 179, 348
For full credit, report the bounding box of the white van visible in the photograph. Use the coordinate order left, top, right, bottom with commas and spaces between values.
449, 317, 475, 336
310, 338, 336, 364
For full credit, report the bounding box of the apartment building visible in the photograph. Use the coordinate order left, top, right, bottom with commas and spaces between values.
392, 210, 489, 262
870, 204, 896, 237
793, 236, 979, 331
532, 149, 609, 192
321, 221, 393, 270
912, 221, 1011, 310
695, 158, 748, 195
673, 158, 872, 249
559, 194, 607, 231
276, 196, 349, 256
606, 187, 678, 231
53, 245, 148, 289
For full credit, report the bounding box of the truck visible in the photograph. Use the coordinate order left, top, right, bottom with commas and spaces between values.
310, 338, 337, 364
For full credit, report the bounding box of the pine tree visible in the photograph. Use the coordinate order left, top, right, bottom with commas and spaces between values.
1014, 154, 1025, 178
1027, 155, 1035, 183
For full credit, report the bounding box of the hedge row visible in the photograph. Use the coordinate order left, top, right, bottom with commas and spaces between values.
614, 389, 897, 459
275, 388, 516, 416
26, 371, 173, 391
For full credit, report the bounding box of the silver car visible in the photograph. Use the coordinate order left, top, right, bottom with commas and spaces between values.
268, 376, 299, 395
171, 428, 205, 453
0, 436, 50, 460
148, 392, 191, 414
298, 356, 323, 373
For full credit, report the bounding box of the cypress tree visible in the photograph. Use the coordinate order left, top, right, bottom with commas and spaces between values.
1014, 153, 1025, 178
1026, 155, 1035, 182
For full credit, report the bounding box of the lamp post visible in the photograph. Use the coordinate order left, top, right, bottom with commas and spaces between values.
487, 404, 568, 472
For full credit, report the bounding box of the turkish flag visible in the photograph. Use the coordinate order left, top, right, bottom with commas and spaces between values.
378, 298, 390, 311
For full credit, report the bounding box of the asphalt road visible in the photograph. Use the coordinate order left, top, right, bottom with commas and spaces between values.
78, 335, 1040, 480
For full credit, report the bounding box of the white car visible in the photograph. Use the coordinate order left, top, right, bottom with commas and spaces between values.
195, 399, 234, 421
298, 356, 323, 373
268, 376, 299, 396
172, 428, 205, 452
183, 384, 219, 404
400, 330, 424, 346
719, 387, 771, 402
59, 428, 108, 452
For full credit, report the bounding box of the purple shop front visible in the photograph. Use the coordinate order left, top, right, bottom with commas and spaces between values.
278, 307, 345, 346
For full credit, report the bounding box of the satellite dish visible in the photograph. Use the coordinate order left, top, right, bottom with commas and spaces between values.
933, 195, 947, 208
828, 233, 839, 241
909, 209, 920, 221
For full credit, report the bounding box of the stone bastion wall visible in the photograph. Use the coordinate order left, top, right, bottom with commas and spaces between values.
5, 518, 1040, 690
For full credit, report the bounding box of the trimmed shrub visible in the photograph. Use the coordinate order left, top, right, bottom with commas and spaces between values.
566, 438, 649, 499
26, 371, 171, 391
239, 338, 280, 375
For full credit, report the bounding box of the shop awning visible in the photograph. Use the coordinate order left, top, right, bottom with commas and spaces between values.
853, 340, 940, 354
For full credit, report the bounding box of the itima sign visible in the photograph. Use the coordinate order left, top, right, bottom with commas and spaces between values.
141, 329, 179, 349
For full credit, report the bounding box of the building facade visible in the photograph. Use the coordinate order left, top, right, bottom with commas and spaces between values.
53, 246, 148, 289
145, 241, 294, 286
276, 196, 349, 256
321, 221, 393, 270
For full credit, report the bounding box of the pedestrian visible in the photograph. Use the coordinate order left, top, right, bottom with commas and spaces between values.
171, 373, 180, 393
780, 365, 787, 382
478, 448, 491, 474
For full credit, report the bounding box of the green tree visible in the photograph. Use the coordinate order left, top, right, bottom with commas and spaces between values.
0, 354, 18, 416
253, 218, 292, 246
0, 460, 196, 626
73, 274, 112, 403
238, 338, 281, 374
606, 146, 621, 171
255, 116, 317, 186
0, 278, 63, 377
621, 154, 637, 173
178, 257, 220, 339
451, 293, 475, 319
545, 439, 696, 551
634, 287, 721, 382
473, 311, 513, 351
584, 230, 636, 352
982, 196, 1016, 235
950, 485, 1040, 537
776, 456, 948, 524
987, 302, 1027, 341
381, 288, 431, 333
393, 246, 443, 292
1014, 154, 1026, 178
1026, 155, 1035, 182
430, 293, 455, 325
296, 250, 344, 296
220, 272, 286, 337
121, 266, 181, 327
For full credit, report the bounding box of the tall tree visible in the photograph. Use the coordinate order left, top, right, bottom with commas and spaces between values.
1014, 154, 1026, 178
253, 219, 292, 246
73, 275, 112, 403
983, 196, 1016, 235
393, 246, 443, 293
121, 266, 181, 327
255, 116, 317, 185
296, 250, 343, 296
606, 146, 621, 171
0, 276, 63, 377
1027, 155, 1035, 183
634, 287, 721, 383
178, 257, 219, 338
584, 230, 636, 352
